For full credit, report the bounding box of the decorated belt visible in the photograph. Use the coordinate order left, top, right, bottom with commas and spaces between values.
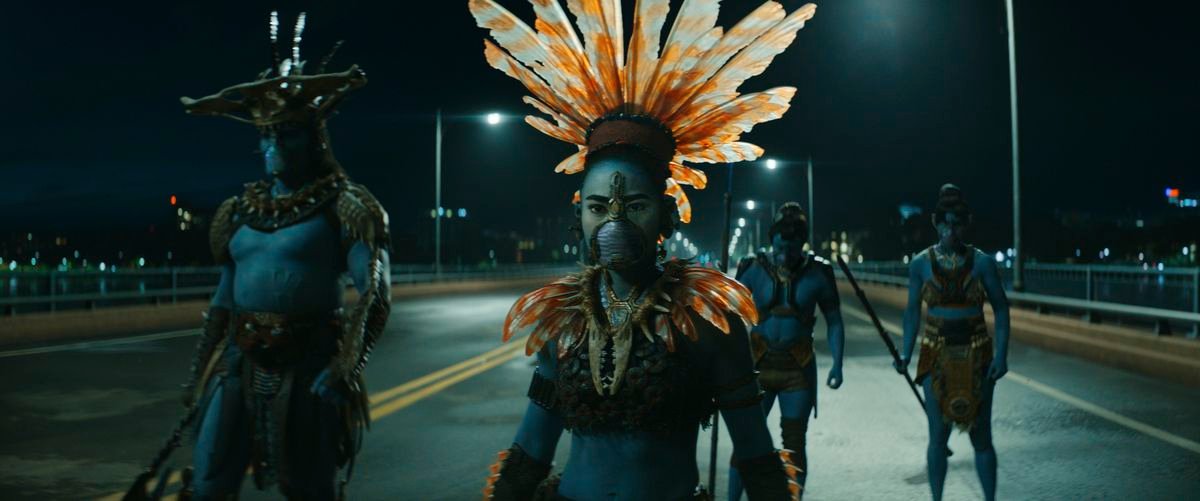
233, 309, 342, 368
923, 315, 988, 347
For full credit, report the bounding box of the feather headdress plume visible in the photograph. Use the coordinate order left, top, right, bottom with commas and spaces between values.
470, 0, 816, 223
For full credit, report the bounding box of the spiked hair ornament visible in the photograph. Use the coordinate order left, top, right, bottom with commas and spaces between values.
469, 0, 817, 223
181, 11, 365, 127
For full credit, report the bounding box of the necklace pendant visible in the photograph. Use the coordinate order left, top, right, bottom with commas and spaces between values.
607, 302, 632, 330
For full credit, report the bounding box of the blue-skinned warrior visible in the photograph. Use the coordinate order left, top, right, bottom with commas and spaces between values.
470, 1, 819, 499
728, 202, 844, 500
174, 12, 391, 500
895, 184, 1009, 501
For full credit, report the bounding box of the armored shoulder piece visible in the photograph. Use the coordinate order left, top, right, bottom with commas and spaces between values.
336, 182, 391, 253
209, 196, 240, 264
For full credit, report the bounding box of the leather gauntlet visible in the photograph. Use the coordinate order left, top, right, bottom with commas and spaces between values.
181, 306, 230, 407
736, 449, 803, 501
482, 444, 552, 500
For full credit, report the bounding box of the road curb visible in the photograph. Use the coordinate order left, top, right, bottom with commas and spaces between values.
0, 276, 558, 350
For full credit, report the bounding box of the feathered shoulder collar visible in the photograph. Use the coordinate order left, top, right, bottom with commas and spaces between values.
503, 260, 759, 360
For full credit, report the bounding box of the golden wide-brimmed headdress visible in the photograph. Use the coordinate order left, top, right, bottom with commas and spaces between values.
181, 12, 366, 127
470, 0, 817, 222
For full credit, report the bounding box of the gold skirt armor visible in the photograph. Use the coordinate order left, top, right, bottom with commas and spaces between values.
915, 315, 992, 429
751, 333, 815, 393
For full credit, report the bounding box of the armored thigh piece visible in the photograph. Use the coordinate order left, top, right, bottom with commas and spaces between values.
753, 334, 815, 393
916, 316, 992, 429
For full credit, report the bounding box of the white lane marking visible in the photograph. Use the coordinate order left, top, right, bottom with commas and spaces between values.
0, 329, 198, 359
841, 304, 1200, 455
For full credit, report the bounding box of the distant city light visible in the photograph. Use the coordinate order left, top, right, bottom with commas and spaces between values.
1006, 248, 1015, 257
1157, 263, 1165, 271
458, 208, 468, 218
1165, 187, 1180, 198
734, 228, 742, 237
138, 257, 145, 267
170, 195, 178, 206
1184, 247, 1190, 256
30, 257, 37, 266
738, 218, 746, 228
73, 250, 80, 259
437, 207, 445, 216
765, 158, 778, 170
746, 200, 756, 210
99, 262, 106, 271
1075, 249, 1081, 257
840, 242, 849, 253
675, 232, 683, 241
903, 255, 910, 264
1138, 252, 1145, 261
563, 244, 570, 253
62, 257, 67, 266
857, 255, 864, 264
486, 112, 502, 125
995, 251, 1005, 262
27, 233, 32, 241
571, 246, 578, 255
1103, 248, 1110, 257
8, 262, 15, 271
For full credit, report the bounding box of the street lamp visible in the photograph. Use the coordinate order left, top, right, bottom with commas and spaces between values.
435, 109, 507, 276
765, 158, 778, 170
746, 200, 756, 211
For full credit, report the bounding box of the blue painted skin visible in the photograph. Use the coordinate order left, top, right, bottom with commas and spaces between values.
190, 125, 390, 499
509, 155, 777, 500
727, 234, 845, 500
897, 213, 1009, 501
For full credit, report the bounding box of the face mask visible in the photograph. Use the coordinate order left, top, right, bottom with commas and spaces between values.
588, 171, 654, 271
936, 213, 968, 247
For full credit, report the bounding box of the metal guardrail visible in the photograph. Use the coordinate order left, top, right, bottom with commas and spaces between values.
838, 267, 1200, 337
0, 264, 575, 316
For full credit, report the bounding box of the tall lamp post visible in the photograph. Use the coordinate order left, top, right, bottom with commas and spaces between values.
1005, 0, 1024, 291
434, 110, 504, 277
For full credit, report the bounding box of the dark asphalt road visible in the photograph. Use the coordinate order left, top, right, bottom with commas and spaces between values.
0, 283, 1197, 500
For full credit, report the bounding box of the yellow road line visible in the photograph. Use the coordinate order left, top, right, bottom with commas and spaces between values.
106, 338, 531, 498
371, 346, 525, 419
840, 304, 1200, 456
368, 339, 525, 406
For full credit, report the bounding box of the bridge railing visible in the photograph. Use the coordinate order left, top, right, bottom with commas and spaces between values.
0, 263, 575, 316
841, 262, 1200, 337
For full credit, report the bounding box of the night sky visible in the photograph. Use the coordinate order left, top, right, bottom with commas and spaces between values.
3, 0, 1197, 260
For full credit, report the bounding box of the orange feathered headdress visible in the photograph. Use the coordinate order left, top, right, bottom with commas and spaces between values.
469, 0, 817, 224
